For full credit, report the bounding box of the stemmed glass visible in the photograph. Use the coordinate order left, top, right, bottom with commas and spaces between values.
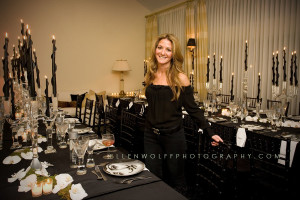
7, 118, 22, 149
44, 116, 57, 154
73, 136, 89, 175
265, 109, 275, 130
203, 100, 210, 117
102, 133, 115, 159
86, 135, 98, 168
56, 122, 69, 148
229, 102, 238, 123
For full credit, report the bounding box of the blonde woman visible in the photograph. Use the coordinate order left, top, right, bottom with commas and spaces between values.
144, 33, 223, 190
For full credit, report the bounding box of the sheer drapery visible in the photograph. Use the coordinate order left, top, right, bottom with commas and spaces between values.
157, 6, 186, 62
206, 0, 300, 114
145, 15, 158, 60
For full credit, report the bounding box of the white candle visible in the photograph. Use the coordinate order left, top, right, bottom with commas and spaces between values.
32, 182, 43, 197
43, 178, 53, 195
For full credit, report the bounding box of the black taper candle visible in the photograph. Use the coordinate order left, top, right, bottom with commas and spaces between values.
272, 52, 275, 85
276, 51, 279, 86
45, 76, 50, 117
213, 53, 216, 79
33, 49, 40, 88
245, 40, 248, 71
3, 33, 10, 100
20, 19, 25, 37
220, 56, 223, 83
10, 77, 16, 120
51, 35, 57, 97
207, 56, 210, 82
26, 30, 36, 97
257, 73, 261, 102
290, 53, 294, 85
283, 47, 287, 82
294, 51, 298, 86
230, 73, 234, 101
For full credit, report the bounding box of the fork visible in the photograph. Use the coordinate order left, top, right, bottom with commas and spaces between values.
118, 176, 152, 184
91, 170, 103, 180
95, 165, 107, 181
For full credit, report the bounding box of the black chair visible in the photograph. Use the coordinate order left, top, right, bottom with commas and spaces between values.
267, 99, 290, 116
207, 93, 213, 101
93, 101, 105, 135
105, 105, 120, 144
220, 94, 233, 105
246, 97, 262, 109
119, 110, 136, 154
82, 99, 94, 127
75, 94, 85, 122
247, 132, 291, 198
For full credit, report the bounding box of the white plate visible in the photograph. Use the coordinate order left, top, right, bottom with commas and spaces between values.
103, 160, 145, 176
65, 118, 80, 123
73, 127, 93, 134
93, 139, 107, 151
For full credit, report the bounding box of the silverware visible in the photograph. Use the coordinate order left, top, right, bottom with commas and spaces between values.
91, 170, 103, 180
95, 165, 107, 181
117, 176, 152, 184
94, 150, 117, 155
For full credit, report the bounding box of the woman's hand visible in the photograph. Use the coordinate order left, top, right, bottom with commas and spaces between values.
211, 135, 223, 146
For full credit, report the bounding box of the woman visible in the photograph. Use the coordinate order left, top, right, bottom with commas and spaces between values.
144, 33, 223, 189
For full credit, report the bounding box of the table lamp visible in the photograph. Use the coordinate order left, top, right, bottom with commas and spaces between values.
112, 59, 131, 97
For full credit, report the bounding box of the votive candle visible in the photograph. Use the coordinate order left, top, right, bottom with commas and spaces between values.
32, 182, 43, 197
43, 178, 53, 195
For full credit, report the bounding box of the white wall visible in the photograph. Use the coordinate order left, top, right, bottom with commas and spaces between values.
0, 0, 150, 96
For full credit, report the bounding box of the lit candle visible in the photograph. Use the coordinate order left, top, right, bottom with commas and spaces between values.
245, 40, 248, 71
213, 53, 216, 79
283, 47, 287, 82
294, 51, 298, 86
207, 55, 210, 82
20, 19, 25, 36
43, 178, 53, 195
257, 73, 261, 102
230, 73, 234, 101
290, 52, 294, 86
219, 56, 223, 83
272, 52, 275, 85
31, 182, 42, 197
51, 35, 57, 97
276, 51, 279, 86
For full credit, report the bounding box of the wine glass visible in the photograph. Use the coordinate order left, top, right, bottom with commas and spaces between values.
7, 118, 22, 149
102, 133, 115, 159
44, 116, 57, 154
56, 122, 69, 148
203, 99, 210, 117
73, 136, 89, 175
86, 135, 98, 168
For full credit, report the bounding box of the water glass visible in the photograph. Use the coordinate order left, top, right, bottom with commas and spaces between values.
86, 136, 98, 168
74, 136, 89, 175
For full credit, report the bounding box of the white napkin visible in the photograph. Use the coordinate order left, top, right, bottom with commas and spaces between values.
3, 156, 21, 164
115, 100, 120, 107
259, 118, 268, 123
282, 120, 300, 128
245, 116, 258, 122
236, 128, 247, 147
38, 137, 47, 143
69, 183, 88, 200
278, 140, 298, 167
128, 102, 133, 109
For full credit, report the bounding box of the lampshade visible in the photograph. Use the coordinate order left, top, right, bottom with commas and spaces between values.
112, 59, 131, 71
187, 38, 196, 49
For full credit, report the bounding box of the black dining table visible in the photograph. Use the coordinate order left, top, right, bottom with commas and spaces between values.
0, 121, 188, 200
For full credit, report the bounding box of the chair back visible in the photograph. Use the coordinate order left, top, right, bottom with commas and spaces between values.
93, 101, 105, 135
75, 94, 84, 122
220, 94, 233, 105
246, 97, 262, 109
83, 99, 94, 126
120, 110, 137, 154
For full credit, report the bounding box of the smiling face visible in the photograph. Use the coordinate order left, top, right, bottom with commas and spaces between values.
155, 38, 173, 67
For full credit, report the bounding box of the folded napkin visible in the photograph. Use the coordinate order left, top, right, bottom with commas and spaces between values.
282, 120, 300, 128
128, 102, 133, 109
3, 155, 21, 164
259, 118, 268, 123
278, 140, 298, 167
69, 183, 88, 200
236, 128, 247, 147
115, 99, 120, 107
245, 116, 258, 122
38, 136, 47, 143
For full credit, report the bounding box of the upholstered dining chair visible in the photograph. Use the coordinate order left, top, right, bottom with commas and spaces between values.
82, 99, 94, 127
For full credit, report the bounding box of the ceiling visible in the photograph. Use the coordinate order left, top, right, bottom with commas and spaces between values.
136, 0, 181, 11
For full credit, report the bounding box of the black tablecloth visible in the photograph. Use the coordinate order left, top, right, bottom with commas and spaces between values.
0, 120, 187, 200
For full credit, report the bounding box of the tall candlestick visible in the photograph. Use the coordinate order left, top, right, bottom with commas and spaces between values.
230, 73, 234, 101
33, 49, 40, 88
290, 52, 294, 85
3, 33, 10, 100
219, 56, 223, 83
276, 51, 279, 86
294, 51, 298, 86
245, 40, 248, 71
9, 73, 16, 120
257, 73, 261, 102
283, 47, 287, 82
207, 55, 210, 82
51, 35, 57, 97
213, 53, 216, 79
45, 76, 50, 117
272, 52, 275, 85
20, 19, 25, 36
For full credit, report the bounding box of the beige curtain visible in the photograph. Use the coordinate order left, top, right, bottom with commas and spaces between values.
195, 0, 208, 101
185, 1, 195, 89
145, 15, 158, 60
206, 0, 300, 115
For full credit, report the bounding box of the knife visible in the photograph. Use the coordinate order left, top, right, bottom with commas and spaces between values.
95, 165, 107, 181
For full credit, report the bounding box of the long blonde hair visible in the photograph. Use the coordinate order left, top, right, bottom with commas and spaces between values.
145, 33, 184, 101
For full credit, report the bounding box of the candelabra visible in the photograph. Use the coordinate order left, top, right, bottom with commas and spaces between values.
205, 79, 222, 115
